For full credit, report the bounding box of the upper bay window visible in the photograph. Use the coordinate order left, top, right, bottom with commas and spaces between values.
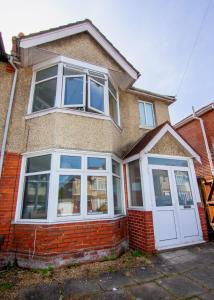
17, 152, 124, 222
29, 63, 120, 126
139, 101, 155, 128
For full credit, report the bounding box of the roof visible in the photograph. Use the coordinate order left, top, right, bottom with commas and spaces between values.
128, 87, 176, 104
0, 32, 8, 62
175, 102, 214, 128
17, 19, 140, 80
124, 122, 169, 158
123, 121, 200, 161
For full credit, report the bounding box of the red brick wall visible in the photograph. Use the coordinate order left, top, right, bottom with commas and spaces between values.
177, 112, 214, 179
202, 110, 214, 164
0, 152, 21, 251
197, 203, 209, 241
11, 218, 127, 256
128, 210, 155, 253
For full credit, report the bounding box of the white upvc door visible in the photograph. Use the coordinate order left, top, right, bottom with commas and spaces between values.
149, 164, 203, 250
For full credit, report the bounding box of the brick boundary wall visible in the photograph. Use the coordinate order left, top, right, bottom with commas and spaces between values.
197, 202, 209, 241
0, 152, 128, 268
127, 210, 155, 253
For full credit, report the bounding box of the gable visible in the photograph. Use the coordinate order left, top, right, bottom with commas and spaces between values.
149, 132, 191, 157
41, 32, 124, 73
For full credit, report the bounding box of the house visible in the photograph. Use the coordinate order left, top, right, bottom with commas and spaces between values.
0, 20, 208, 269
175, 103, 214, 181
175, 103, 214, 232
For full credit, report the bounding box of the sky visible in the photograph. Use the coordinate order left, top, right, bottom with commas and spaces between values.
0, 0, 213, 124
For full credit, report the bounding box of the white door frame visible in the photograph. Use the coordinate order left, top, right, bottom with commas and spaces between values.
145, 154, 203, 250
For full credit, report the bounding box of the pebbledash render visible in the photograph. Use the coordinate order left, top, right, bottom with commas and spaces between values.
0, 20, 208, 268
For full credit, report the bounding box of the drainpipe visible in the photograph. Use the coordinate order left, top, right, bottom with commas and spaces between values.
0, 56, 18, 177
192, 106, 214, 176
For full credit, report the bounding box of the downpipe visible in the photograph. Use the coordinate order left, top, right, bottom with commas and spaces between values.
0, 56, 18, 177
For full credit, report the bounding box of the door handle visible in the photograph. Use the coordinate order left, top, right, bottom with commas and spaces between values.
184, 205, 191, 208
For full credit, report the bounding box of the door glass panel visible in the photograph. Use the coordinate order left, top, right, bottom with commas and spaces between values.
152, 169, 172, 206
174, 171, 194, 206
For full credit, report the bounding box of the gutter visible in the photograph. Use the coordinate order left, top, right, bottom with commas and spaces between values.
0, 56, 18, 177
192, 107, 214, 176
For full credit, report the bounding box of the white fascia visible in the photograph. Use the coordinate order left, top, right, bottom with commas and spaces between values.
19, 22, 139, 80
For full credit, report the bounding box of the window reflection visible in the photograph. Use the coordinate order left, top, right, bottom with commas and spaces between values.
87, 176, 107, 214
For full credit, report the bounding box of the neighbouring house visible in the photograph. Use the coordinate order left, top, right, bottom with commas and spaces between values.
175, 103, 214, 181
175, 103, 214, 232
0, 20, 208, 269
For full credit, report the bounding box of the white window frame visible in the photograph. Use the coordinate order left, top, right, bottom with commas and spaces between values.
62, 74, 86, 108
108, 78, 121, 126
15, 149, 125, 224
126, 158, 144, 209
138, 100, 156, 129
27, 57, 121, 130
88, 77, 106, 114
28, 64, 59, 114
112, 158, 124, 215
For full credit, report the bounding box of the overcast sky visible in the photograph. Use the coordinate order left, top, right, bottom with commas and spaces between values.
0, 0, 213, 124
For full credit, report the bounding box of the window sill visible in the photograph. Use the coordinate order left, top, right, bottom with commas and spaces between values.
127, 207, 145, 211
139, 125, 155, 130
25, 108, 122, 132
12, 215, 126, 225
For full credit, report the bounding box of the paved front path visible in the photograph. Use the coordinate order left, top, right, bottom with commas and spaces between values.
18, 242, 214, 300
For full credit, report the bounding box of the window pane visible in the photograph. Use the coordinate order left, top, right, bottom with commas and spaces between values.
36, 65, 58, 82
152, 169, 172, 207
87, 176, 107, 214
174, 171, 193, 206
90, 80, 104, 112
113, 176, 122, 214
26, 155, 51, 173
112, 159, 120, 176
108, 80, 117, 98
32, 78, 57, 112
58, 175, 81, 216
22, 174, 49, 219
63, 66, 83, 76
128, 160, 143, 206
109, 92, 119, 124
60, 155, 81, 169
139, 103, 146, 126
64, 77, 84, 106
87, 157, 106, 170
148, 157, 188, 167
145, 103, 155, 127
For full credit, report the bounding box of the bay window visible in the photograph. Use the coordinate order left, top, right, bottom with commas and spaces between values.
17, 152, 124, 222
29, 61, 120, 126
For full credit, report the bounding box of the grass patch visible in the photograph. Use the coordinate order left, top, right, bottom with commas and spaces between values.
131, 249, 144, 257
0, 282, 13, 291
31, 265, 54, 277
102, 250, 117, 261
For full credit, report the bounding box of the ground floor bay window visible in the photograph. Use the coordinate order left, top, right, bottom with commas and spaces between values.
16, 151, 124, 222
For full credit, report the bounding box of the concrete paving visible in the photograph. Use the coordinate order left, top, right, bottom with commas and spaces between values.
18, 242, 214, 300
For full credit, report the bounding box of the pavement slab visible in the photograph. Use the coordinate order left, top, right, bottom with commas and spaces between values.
157, 275, 206, 298
127, 265, 164, 283
63, 278, 101, 298
128, 282, 175, 300
17, 283, 61, 300
184, 265, 214, 290
98, 271, 135, 291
